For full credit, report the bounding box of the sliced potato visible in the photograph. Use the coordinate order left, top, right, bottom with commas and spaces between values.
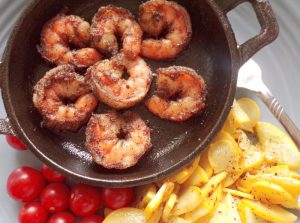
144, 182, 173, 219
250, 180, 297, 208
225, 193, 242, 223
241, 199, 297, 223
207, 200, 229, 223
170, 217, 192, 223
223, 188, 254, 200
200, 149, 214, 178
237, 201, 270, 223
103, 208, 146, 223
223, 156, 244, 187
208, 139, 242, 173
162, 193, 177, 222
148, 205, 163, 223
167, 156, 201, 184
201, 172, 227, 197
255, 122, 300, 170
222, 108, 239, 135
243, 148, 265, 172
183, 165, 208, 188
260, 165, 300, 179
172, 186, 203, 216
234, 98, 260, 132
213, 130, 237, 145
135, 184, 157, 209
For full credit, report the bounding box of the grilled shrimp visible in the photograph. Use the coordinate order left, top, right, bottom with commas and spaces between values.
139, 0, 192, 59
146, 66, 206, 121
39, 14, 102, 69
90, 5, 143, 59
33, 65, 98, 132
85, 111, 152, 169
86, 52, 152, 109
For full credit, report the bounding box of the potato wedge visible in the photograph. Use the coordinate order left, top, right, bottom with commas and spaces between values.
250, 180, 297, 208
185, 185, 222, 222
223, 188, 254, 200
148, 205, 163, 223
103, 208, 146, 223
241, 199, 297, 223
234, 98, 260, 132
144, 182, 174, 219
135, 184, 157, 209
208, 139, 242, 173
183, 165, 208, 188
172, 186, 203, 216
237, 201, 270, 223
162, 193, 177, 222
255, 122, 300, 170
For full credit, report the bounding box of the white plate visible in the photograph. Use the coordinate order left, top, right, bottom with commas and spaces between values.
0, 0, 300, 222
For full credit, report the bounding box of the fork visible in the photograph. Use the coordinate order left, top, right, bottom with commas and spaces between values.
237, 59, 300, 148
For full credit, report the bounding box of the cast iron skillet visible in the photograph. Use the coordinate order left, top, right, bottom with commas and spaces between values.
0, 0, 278, 187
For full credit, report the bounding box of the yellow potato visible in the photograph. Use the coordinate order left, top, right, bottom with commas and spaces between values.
182, 165, 208, 188
162, 193, 177, 222
237, 202, 270, 223
234, 98, 260, 132
135, 184, 157, 209
260, 165, 300, 179
255, 122, 300, 170
250, 180, 297, 208
172, 186, 203, 216
208, 139, 242, 173
241, 199, 297, 223
225, 193, 242, 223
170, 217, 192, 223
222, 108, 239, 135
213, 130, 237, 145
167, 156, 201, 184
201, 172, 227, 197
223, 156, 245, 187
223, 188, 254, 200
185, 185, 222, 222
200, 149, 214, 178
207, 199, 229, 223
103, 208, 146, 223
148, 205, 163, 223
144, 182, 174, 219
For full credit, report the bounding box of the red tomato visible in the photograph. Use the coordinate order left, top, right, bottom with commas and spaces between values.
47, 212, 76, 223
19, 202, 48, 223
69, 184, 101, 217
80, 215, 104, 223
101, 187, 133, 210
7, 166, 46, 202
41, 164, 66, 182
40, 183, 70, 213
6, 135, 27, 150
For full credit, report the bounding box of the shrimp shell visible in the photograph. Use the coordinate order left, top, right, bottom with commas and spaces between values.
33, 65, 98, 132
85, 111, 152, 169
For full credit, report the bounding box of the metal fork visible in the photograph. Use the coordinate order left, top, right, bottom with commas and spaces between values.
237, 59, 300, 148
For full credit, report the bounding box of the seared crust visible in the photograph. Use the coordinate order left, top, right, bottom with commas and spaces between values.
85, 111, 152, 169
33, 65, 98, 132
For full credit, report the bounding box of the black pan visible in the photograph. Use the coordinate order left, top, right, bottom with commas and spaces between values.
0, 0, 278, 187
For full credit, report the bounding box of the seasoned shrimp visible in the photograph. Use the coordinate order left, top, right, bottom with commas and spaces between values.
33, 65, 98, 132
146, 66, 206, 121
86, 52, 152, 109
39, 14, 102, 69
139, 0, 192, 59
85, 111, 152, 169
90, 5, 143, 59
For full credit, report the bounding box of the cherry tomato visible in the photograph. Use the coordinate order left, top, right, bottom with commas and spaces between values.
6, 135, 27, 150
7, 166, 46, 202
69, 184, 101, 217
47, 212, 76, 223
80, 215, 104, 223
101, 187, 133, 210
19, 202, 48, 223
40, 183, 70, 213
41, 164, 66, 182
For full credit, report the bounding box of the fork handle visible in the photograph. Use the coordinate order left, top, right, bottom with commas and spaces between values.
256, 92, 300, 149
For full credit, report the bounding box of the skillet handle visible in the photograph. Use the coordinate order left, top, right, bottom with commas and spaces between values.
216, 0, 279, 66
0, 61, 15, 135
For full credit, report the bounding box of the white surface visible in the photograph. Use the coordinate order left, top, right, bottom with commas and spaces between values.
0, 0, 300, 222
